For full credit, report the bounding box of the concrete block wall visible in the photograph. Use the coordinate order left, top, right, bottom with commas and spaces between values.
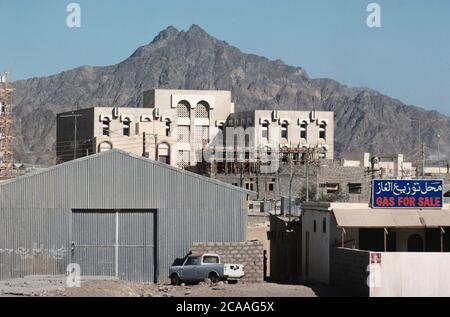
191, 241, 264, 283
330, 247, 370, 297
214, 161, 371, 203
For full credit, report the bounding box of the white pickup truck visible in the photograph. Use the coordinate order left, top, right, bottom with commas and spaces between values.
169, 253, 245, 285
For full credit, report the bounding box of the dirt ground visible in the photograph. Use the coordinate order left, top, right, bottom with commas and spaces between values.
0, 275, 346, 297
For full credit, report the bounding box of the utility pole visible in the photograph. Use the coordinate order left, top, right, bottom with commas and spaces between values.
60, 112, 82, 161
305, 147, 310, 202
421, 143, 426, 178
437, 134, 441, 174
142, 132, 147, 157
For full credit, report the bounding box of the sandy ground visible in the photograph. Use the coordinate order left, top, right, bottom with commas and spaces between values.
0, 275, 346, 297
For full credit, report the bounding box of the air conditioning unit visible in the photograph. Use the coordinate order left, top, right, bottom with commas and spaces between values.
272, 110, 280, 121
112, 107, 119, 118
153, 108, 161, 119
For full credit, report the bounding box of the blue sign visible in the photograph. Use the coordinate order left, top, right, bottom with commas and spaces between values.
372, 179, 443, 209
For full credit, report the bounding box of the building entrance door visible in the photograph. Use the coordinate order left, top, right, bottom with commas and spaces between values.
71, 209, 157, 282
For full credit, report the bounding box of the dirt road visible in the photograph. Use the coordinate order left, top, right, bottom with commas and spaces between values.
0, 276, 346, 297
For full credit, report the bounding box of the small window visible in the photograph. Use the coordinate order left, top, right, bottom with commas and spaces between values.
319, 121, 327, 140
185, 256, 201, 266
268, 183, 275, 192
123, 118, 131, 136
261, 121, 269, 139
300, 121, 308, 139
203, 256, 219, 264
102, 118, 111, 136
165, 119, 171, 137
313, 220, 317, 233
281, 121, 289, 139
323, 218, 326, 233
348, 183, 362, 194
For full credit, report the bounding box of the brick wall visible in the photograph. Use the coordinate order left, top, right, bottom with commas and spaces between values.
330, 247, 370, 297
191, 241, 264, 283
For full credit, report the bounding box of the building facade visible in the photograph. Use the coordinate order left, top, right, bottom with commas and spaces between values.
0, 150, 247, 283
56, 89, 235, 168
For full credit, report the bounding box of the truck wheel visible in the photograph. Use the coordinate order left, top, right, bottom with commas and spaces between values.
209, 272, 219, 284
170, 274, 181, 286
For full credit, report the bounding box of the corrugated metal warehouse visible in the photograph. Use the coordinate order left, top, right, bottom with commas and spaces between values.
0, 150, 247, 283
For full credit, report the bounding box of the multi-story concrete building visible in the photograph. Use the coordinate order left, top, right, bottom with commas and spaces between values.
56, 89, 235, 168
224, 109, 334, 160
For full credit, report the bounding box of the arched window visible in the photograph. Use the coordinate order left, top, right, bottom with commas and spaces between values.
123, 118, 131, 136
98, 141, 113, 152
261, 120, 269, 139
177, 101, 190, 118
281, 121, 289, 139
102, 118, 111, 136
195, 101, 210, 118
164, 119, 172, 137
319, 121, 327, 140
300, 121, 308, 140
157, 143, 170, 165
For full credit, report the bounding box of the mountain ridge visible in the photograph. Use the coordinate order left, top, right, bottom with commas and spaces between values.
11, 24, 450, 165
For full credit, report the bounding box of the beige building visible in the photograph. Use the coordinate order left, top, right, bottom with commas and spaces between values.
56, 89, 235, 168
342, 152, 416, 179
224, 109, 334, 160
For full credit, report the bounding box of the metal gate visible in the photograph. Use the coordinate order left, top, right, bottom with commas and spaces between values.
71, 210, 157, 282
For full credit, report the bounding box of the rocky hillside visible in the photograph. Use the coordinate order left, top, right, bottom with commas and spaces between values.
12, 25, 450, 165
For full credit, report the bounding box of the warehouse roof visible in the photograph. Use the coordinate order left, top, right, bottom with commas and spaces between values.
0, 150, 253, 195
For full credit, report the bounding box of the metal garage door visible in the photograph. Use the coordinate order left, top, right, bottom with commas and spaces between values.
71, 210, 156, 282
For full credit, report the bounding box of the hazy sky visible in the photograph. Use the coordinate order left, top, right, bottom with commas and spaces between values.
1, 0, 449, 114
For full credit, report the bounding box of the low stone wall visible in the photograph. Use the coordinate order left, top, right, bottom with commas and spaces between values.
330, 248, 370, 297
191, 241, 264, 283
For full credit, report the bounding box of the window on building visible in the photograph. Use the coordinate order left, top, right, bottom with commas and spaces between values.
313, 220, 317, 233
157, 143, 170, 165
165, 119, 171, 137
195, 101, 210, 118
177, 126, 190, 143
320, 146, 327, 159
319, 121, 327, 140
177, 150, 190, 169
261, 120, 269, 139
195, 126, 209, 146
177, 101, 190, 118
267, 183, 275, 192
123, 118, 131, 136
320, 183, 340, 194
245, 182, 255, 191
102, 118, 111, 136
348, 183, 362, 194
245, 134, 250, 148
300, 121, 308, 140
98, 141, 112, 152
281, 121, 289, 139
323, 218, 327, 233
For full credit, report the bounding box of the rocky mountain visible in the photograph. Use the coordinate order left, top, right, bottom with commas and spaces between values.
11, 24, 450, 165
